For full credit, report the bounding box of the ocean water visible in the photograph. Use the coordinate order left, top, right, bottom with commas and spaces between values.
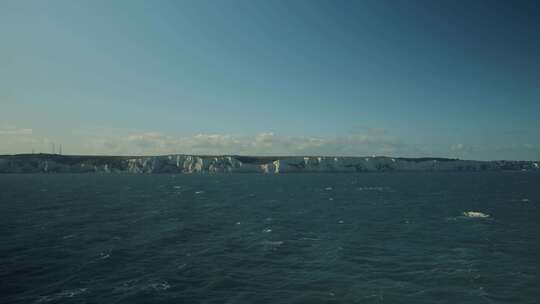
1, 172, 540, 304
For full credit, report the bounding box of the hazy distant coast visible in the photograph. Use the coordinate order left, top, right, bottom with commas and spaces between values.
0, 154, 538, 174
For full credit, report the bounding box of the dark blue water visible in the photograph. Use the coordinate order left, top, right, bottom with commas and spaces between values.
1, 172, 540, 303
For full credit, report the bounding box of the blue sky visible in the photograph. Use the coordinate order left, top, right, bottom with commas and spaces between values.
1, 0, 539, 159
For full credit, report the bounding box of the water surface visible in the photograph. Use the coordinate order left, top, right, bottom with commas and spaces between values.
1, 172, 540, 303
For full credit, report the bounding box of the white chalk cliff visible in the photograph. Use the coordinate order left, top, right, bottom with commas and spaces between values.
0, 154, 538, 173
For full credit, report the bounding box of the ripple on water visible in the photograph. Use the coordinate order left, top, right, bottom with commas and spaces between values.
2, 173, 538, 303
261, 240, 283, 246
114, 279, 171, 294
356, 186, 391, 192
146, 281, 171, 292
37, 288, 88, 303
99, 252, 111, 260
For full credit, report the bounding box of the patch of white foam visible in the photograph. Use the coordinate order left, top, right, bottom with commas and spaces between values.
261, 240, 283, 246
263, 228, 272, 233
38, 288, 88, 302
463, 211, 490, 218
147, 281, 170, 291
357, 186, 388, 191
300, 237, 321, 241
177, 263, 187, 270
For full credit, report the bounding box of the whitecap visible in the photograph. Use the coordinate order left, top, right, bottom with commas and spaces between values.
177, 263, 187, 270
357, 186, 388, 192
195, 191, 204, 194
57, 288, 88, 298
147, 281, 170, 291
300, 237, 321, 241
325, 187, 333, 191
261, 240, 283, 246
463, 211, 490, 218
38, 288, 88, 302
263, 228, 272, 233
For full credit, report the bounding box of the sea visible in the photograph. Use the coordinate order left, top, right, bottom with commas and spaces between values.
1, 172, 540, 304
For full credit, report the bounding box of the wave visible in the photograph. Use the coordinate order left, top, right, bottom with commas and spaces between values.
463, 211, 490, 218
37, 288, 88, 303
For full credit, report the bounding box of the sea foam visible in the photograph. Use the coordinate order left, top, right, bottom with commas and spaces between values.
463, 211, 490, 218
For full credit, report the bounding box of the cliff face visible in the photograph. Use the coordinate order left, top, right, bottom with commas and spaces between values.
0, 154, 538, 173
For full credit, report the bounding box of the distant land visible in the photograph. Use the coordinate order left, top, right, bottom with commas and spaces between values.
0, 154, 538, 173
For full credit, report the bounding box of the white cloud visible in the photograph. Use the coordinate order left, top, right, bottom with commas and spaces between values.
80, 130, 407, 156
3, 124, 538, 160
450, 143, 465, 151
0, 125, 47, 154
0, 126, 33, 135
253, 132, 275, 148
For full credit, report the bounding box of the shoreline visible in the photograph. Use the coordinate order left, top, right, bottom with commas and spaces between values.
1, 154, 538, 174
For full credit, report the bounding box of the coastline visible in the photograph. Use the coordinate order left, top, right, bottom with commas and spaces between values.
0, 154, 538, 174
